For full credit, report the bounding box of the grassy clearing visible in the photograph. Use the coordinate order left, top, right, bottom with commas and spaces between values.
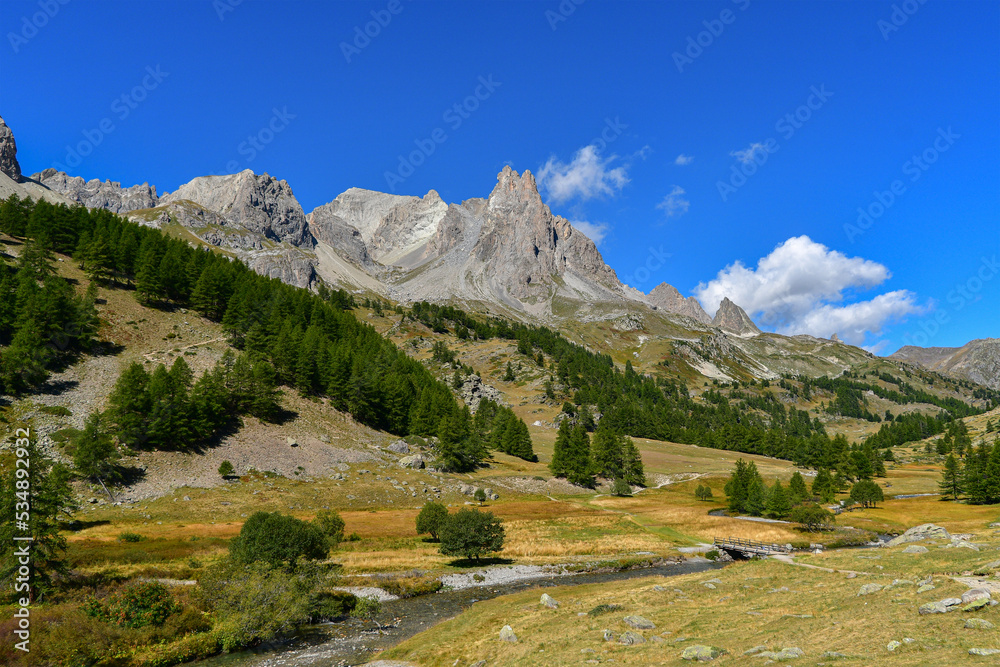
383, 524, 1000, 666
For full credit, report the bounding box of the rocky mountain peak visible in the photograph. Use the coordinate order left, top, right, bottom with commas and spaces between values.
647, 283, 712, 324
33, 168, 159, 214
162, 170, 310, 247
712, 297, 761, 336
0, 116, 22, 182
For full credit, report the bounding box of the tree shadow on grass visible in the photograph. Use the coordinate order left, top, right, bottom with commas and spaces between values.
446, 557, 514, 568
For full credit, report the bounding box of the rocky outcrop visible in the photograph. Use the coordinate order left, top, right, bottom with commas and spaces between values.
458, 374, 504, 412
33, 168, 158, 214
712, 297, 761, 336
648, 283, 711, 324
890, 339, 1000, 390
162, 170, 310, 246
886, 523, 950, 547
0, 116, 22, 181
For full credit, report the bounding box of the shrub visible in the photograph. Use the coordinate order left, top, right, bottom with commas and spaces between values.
439, 508, 505, 561
790, 503, 836, 532
39, 405, 72, 416
229, 511, 329, 567
84, 581, 180, 629
587, 603, 623, 616
309, 590, 357, 620
379, 574, 443, 598
611, 478, 633, 497
118, 531, 144, 543
415, 501, 448, 541
351, 595, 382, 626
313, 510, 346, 547
695, 484, 714, 501
474, 488, 487, 502
218, 460, 235, 478
198, 560, 318, 651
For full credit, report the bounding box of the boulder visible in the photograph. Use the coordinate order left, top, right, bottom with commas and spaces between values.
820, 652, 849, 660
918, 598, 961, 614
963, 588, 992, 605
540, 593, 559, 609
398, 455, 425, 469
887, 641, 901, 652
756, 647, 804, 660
969, 648, 1000, 656
618, 631, 645, 645
744, 646, 768, 655
602, 629, 614, 641
387, 440, 410, 454
681, 645, 724, 661
623, 615, 655, 629
857, 583, 883, 596
917, 584, 935, 594
965, 618, 994, 629
886, 523, 950, 547
498, 625, 517, 643
964, 598, 990, 612
902, 545, 928, 554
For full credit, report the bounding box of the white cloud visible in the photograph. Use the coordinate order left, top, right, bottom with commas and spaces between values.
537, 145, 629, 204
571, 220, 610, 246
656, 185, 689, 218
693, 235, 923, 345
730, 142, 768, 164
674, 154, 694, 165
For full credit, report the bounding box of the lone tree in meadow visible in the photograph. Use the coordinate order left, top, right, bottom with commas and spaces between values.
695, 484, 714, 501
415, 501, 449, 541
438, 508, 505, 561
218, 460, 235, 478
790, 503, 836, 532
849, 480, 884, 509
229, 511, 329, 567
939, 454, 963, 500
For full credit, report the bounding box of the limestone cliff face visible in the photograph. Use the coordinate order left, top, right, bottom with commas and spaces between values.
161, 170, 310, 247
33, 168, 159, 214
475, 166, 621, 301
890, 339, 1000, 390
0, 116, 22, 181
712, 297, 761, 336
648, 283, 712, 325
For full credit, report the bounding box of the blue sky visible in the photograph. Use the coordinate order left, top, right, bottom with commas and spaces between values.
2, 0, 997, 354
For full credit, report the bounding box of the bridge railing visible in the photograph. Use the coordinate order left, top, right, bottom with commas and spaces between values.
713, 537, 791, 553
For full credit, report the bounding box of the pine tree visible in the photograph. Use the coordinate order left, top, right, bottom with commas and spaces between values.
105, 362, 152, 448
503, 362, 515, 382
811, 468, 836, 503
939, 454, 963, 500
566, 424, 594, 487
788, 471, 809, 503
746, 475, 768, 516
73, 412, 121, 486
549, 419, 573, 478
765, 480, 792, 519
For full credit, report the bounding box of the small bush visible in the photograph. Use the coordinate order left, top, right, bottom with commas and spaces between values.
705, 549, 721, 561
474, 488, 487, 502
229, 511, 329, 566
309, 590, 357, 620
118, 531, 145, 543
218, 460, 235, 478
587, 603, 623, 616
611, 478, 632, 497
379, 574, 444, 598
39, 405, 72, 416
313, 510, 346, 547
84, 581, 180, 629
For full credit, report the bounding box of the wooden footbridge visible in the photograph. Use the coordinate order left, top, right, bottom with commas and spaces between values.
713, 537, 792, 559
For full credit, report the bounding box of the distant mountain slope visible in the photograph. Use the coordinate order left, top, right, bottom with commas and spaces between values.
891, 338, 1000, 389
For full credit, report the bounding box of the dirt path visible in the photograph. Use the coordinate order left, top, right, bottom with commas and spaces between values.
769, 553, 872, 576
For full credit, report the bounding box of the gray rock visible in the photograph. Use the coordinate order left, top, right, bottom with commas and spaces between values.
887, 640, 901, 652
0, 116, 22, 181
966, 618, 994, 629
387, 440, 410, 454
398, 455, 425, 469
744, 646, 768, 655
622, 615, 655, 629
964, 598, 990, 612
755, 647, 804, 661
36, 168, 159, 214
901, 545, 928, 554
917, 584, 935, 594
648, 283, 711, 324
820, 652, 849, 659
918, 598, 961, 614
681, 645, 724, 661
969, 648, 1000, 656
857, 583, 883, 596
457, 374, 505, 413
712, 297, 761, 335
498, 625, 517, 643
963, 588, 992, 604
886, 523, 951, 547
540, 593, 558, 609
603, 629, 614, 641
619, 631, 645, 645
845, 572, 857, 579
